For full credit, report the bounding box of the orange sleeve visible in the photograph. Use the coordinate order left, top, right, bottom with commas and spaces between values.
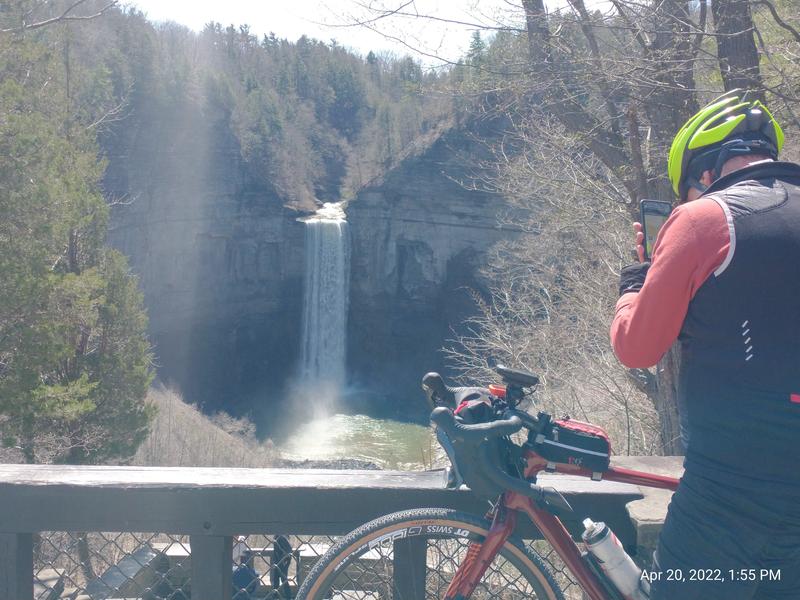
610, 197, 731, 368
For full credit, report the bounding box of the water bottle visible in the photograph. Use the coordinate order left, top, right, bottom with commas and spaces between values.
582, 518, 650, 600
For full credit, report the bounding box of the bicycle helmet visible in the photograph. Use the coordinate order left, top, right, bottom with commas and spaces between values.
668, 89, 784, 200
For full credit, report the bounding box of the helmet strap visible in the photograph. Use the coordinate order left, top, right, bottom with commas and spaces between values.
712, 137, 778, 181
681, 175, 709, 202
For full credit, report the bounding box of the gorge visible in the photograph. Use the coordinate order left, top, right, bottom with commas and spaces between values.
104, 99, 516, 434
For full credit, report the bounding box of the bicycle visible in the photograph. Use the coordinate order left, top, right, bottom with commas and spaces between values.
296, 365, 679, 600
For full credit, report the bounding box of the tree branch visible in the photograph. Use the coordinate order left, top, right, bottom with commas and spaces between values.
325, 0, 524, 34
1, 0, 118, 34
608, 0, 650, 50
754, 0, 800, 43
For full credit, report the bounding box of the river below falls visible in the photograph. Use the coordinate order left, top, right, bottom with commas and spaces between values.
274, 413, 436, 471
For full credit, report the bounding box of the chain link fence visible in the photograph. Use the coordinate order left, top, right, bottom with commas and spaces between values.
527, 540, 583, 599
33, 533, 337, 600
32, 532, 583, 599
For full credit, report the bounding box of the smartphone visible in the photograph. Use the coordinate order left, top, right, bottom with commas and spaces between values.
639, 199, 672, 260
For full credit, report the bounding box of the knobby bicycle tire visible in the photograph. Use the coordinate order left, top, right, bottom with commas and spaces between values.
296, 507, 566, 600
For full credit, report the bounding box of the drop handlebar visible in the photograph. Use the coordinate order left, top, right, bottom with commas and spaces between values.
430, 406, 572, 512
429, 406, 523, 442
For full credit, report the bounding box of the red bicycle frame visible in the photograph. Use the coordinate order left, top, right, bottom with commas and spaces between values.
444, 450, 680, 600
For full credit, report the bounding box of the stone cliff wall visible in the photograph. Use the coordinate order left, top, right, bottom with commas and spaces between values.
347, 128, 518, 417
105, 103, 307, 413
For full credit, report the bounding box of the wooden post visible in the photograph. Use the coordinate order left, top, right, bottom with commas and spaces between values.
190, 534, 232, 600
0, 533, 33, 600
393, 535, 427, 598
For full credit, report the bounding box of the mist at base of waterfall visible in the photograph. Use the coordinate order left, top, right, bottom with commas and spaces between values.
275, 413, 434, 471
265, 385, 434, 470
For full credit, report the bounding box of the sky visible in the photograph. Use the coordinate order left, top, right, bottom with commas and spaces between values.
123, 0, 520, 66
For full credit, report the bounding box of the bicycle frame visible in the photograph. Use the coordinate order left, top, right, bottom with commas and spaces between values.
444, 450, 680, 600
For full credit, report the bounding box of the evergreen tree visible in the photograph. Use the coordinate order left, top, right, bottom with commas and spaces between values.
0, 17, 154, 464
467, 31, 486, 67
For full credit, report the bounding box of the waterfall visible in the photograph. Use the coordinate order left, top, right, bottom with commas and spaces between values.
300, 202, 350, 407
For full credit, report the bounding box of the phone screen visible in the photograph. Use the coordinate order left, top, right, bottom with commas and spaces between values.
640, 200, 672, 260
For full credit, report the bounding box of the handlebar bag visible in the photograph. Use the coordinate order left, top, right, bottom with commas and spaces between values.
454, 395, 494, 423
532, 415, 611, 472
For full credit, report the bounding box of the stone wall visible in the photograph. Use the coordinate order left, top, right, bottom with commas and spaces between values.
347, 129, 518, 416
105, 103, 307, 413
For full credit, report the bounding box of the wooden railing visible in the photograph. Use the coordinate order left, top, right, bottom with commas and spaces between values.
0, 457, 682, 600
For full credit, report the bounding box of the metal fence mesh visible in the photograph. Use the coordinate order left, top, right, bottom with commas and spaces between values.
527, 540, 583, 600
33, 532, 584, 599
33, 533, 336, 600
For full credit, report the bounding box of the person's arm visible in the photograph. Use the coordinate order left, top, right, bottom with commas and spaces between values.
610, 198, 730, 368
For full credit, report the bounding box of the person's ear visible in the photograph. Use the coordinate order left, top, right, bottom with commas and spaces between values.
699, 170, 714, 186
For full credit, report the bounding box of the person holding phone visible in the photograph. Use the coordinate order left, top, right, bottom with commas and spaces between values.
610, 90, 800, 599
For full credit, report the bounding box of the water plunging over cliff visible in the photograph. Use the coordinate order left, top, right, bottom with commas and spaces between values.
300, 202, 350, 408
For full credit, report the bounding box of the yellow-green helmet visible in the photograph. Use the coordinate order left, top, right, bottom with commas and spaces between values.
668, 89, 784, 200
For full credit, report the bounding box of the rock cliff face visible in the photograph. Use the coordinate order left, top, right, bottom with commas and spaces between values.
106, 111, 516, 421
105, 104, 307, 413
347, 128, 515, 417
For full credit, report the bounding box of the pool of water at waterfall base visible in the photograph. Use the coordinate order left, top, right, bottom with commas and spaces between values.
266, 388, 435, 470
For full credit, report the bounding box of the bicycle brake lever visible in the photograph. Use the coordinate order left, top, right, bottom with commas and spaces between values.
422, 372, 453, 408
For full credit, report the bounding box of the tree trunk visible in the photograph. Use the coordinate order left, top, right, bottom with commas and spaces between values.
21, 417, 35, 465
712, 0, 763, 92
520, 0, 631, 186
67, 229, 80, 274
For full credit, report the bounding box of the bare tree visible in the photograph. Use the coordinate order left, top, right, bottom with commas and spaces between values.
0, 0, 118, 34
344, 0, 798, 454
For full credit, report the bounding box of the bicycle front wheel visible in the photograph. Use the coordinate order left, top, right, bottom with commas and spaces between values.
297, 507, 565, 600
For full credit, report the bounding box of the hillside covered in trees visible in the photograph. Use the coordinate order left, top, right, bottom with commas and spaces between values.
427, 0, 800, 454
0, 0, 455, 465
78, 6, 454, 209
2, 0, 800, 467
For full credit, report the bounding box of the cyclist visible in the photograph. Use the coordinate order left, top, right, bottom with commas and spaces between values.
610, 90, 800, 598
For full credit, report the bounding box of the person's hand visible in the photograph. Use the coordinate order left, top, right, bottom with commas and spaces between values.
633, 222, 645, 263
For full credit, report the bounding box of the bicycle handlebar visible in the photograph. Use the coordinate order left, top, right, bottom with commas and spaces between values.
429, 406, 523, 442
422, 372, 488, 408
429, 406, 540, 498
505, 408, 540, 431
476, 442, 541, 497
431, 406, 572, 513
477, 444, 573, 512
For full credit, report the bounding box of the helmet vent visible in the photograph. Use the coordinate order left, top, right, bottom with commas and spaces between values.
746, 108, 764, 130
